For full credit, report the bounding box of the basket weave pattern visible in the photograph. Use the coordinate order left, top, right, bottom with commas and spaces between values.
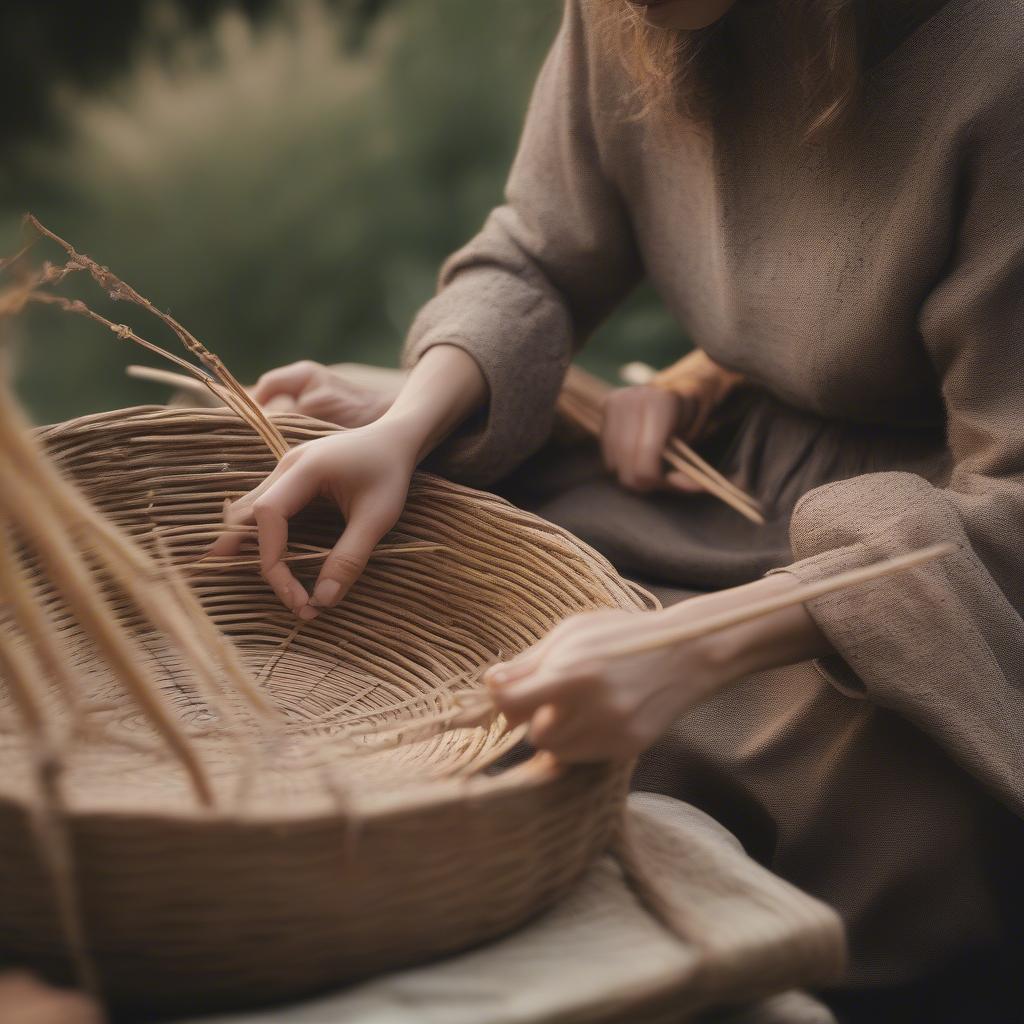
0, 405, 655, 1014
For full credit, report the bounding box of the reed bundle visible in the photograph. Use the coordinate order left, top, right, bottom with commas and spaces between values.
0, 222, 656, 1014
557, 364, 765, 524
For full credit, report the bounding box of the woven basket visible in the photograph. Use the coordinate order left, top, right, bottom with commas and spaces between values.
0, 405, 655, 1016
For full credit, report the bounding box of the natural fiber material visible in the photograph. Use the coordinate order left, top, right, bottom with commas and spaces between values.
0, 218, 657, 1014
174, 795, 846, 1024
0, 400, 655, 1015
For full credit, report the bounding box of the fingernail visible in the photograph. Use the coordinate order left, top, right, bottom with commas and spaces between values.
297, 604, 319, 621
312, 580, 342, 607
487, 669, 509, 686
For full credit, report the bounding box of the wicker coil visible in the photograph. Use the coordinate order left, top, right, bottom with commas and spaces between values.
0, 404, 656, 1016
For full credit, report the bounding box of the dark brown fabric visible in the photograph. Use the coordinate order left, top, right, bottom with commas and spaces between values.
403, 0, 1024, 992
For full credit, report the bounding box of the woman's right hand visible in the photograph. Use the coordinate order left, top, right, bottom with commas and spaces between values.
213, 344, 488, 618
210, 420, 418, 619
601, 350, 742, 494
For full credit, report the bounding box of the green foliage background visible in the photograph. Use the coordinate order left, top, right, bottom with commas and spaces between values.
3, 0, 681, 424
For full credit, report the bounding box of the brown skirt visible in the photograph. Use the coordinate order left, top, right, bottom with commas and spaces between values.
498, 390, 1024, 992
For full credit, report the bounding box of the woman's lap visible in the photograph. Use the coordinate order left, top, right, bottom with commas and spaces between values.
632, 661, 1019, 990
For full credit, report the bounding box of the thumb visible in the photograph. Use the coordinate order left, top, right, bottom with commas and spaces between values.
252, 361, 319, 406
264, 393, 298, 414
486, 622, 565, 686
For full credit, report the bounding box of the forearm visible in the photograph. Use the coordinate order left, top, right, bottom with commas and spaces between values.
379, 344, 488, 463
678, 574, 835, 684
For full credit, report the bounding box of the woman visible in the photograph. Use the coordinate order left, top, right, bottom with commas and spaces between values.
214, 0, 1024, 1011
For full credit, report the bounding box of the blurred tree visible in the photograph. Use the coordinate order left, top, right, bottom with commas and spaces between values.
3, 0, 683, 423
0, 1, 275, 154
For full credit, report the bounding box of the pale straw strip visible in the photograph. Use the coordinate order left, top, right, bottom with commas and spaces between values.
606, 543, 956, 658
26, 214, 289, 461
0, 551, 99, 997
559, 370, 765, 524
0, 448, 214, 806
667, 435, 763, 512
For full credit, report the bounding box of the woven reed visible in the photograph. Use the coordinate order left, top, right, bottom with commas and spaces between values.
0, 400, 656, 1015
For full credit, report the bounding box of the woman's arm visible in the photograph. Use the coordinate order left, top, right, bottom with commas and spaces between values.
402, 0, 642, 486
219, 0, 640, 615
212, 345, 485, 617
487, 575, 832, 763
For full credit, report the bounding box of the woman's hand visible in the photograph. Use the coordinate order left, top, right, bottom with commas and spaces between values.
213, 344, 488, 617
210, 421, 417, 617
601, 350, 742, 494
0, 972, 103, 1024
485, 575, 833, 763
486, 608, 723, 762
251, 360, 403, 426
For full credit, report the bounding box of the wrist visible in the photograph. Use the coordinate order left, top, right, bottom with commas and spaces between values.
386, 344, 487, 463
376, 407, 441, 465
662, 575, 834, 686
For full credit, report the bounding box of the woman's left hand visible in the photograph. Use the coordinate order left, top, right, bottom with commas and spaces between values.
251, 361, 403, 426
485, 608, 726, 763
484, 576, 834, 763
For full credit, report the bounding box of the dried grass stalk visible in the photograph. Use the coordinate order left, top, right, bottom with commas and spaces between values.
558, 364, 765, 524
21, 214, 288, 461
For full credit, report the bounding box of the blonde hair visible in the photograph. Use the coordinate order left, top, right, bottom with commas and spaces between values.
598, 0, 862, 138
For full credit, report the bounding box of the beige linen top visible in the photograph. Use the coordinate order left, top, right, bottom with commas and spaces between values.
404, 0, 1024, 816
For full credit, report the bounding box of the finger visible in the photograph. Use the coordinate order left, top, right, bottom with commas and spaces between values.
264, 393, 298, 414
600, 397, 622, 473
207, 459, 292, 557
666, 470, 706, 494
250, 469, 322, 613
254, 503, 308, 615
527, 703, 563, 747
607, 395, 638, 483
619, 393, 649, 492
631, 400, 672, 492
309, 503, 390, 610
296, 386, 337, 415
252, 361, 321, 405
528, 700, 594, 752
485, 654, 538, 689
491, 664, 595, 725
487, 631, 556, 682
486, 614, 582, 686
610, 387, 659, 491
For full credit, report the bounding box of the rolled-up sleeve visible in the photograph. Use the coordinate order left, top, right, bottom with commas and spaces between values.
402, 0, 642, 486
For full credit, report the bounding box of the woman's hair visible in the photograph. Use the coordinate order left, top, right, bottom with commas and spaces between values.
599, 0, 862, 138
